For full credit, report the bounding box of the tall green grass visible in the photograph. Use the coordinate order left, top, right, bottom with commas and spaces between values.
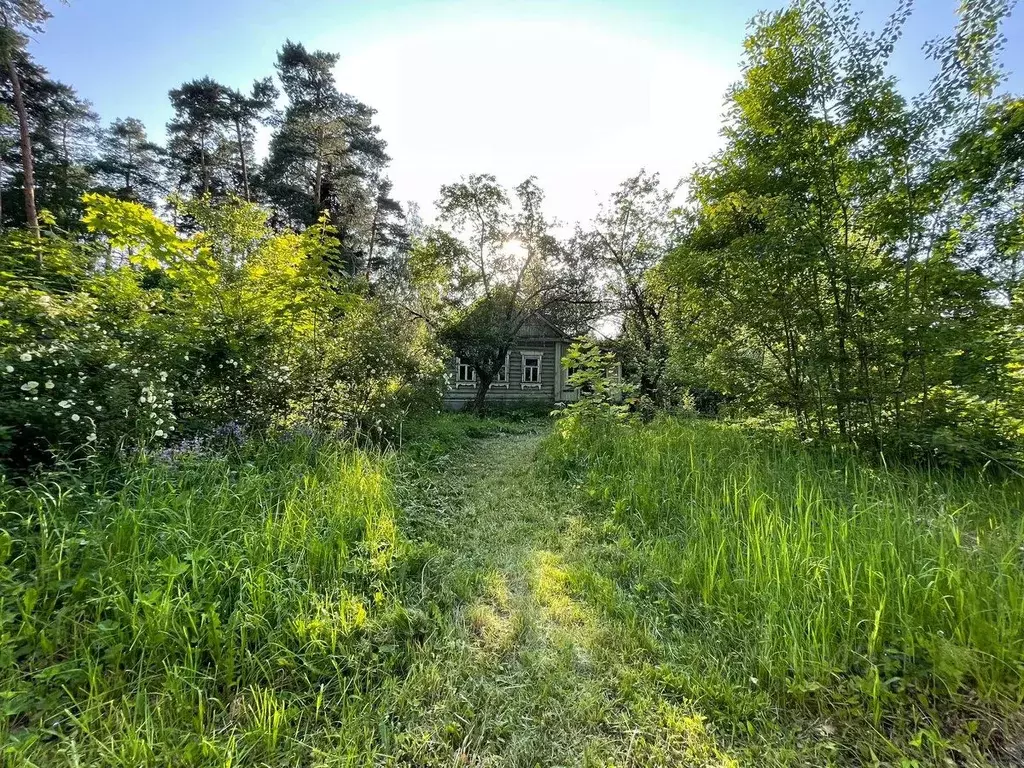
0, 436, 429, 766
547, 417, 1024, 732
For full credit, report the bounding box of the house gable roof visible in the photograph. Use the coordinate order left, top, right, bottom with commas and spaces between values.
516, 312, 574, 342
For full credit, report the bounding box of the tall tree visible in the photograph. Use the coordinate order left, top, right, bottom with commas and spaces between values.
222, 77, 277, 201
93, 117, 165, 207
364, 176, 407, 278
264, 41, 346, 222
579, 170, 679, 401
167, 77, 231, 198
0, 0, 51, 237
436, 173, 509, 296
662, 0, 1016, 451
434, 175, 595, 410
38, 80, 96, 223
0, 54, 97, 229
946, 97, 1024, 303
262, 40, 394, 272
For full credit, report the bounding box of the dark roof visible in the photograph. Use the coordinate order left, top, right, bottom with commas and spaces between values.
529, 312, 574, 340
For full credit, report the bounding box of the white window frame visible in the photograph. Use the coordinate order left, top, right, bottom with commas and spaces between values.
492, 352, 510, 388
520, 351, 543, 389
454, 356, 477, 388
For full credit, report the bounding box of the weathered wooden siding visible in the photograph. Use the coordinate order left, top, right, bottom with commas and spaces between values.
443, 338, 576, 409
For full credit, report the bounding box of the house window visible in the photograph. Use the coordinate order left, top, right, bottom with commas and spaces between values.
521, 352, 542, 388
493, 353, 510, 387
455, 357, 476, 387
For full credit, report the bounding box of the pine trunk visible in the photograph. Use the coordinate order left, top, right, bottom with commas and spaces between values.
6, 50, 38, 239
235, 118, 250, 201
125, 133, 133, 194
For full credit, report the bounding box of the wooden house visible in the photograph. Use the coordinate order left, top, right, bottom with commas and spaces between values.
442, 314, 583, 410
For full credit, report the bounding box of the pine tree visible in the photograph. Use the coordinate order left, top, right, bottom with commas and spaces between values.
0, 53, 98, 229
222, 77, 277, 201
0, 0, 52, 236
167, 77, 232, 198
262, 40, 396, 271
93, 117, 165, 207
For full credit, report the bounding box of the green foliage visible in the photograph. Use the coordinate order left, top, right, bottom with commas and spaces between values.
555, 340, 635, 433
577, 171, 679, 402
92, 117, 166, 208
1, 51, 98, 230
0, 194, 441, 468
261, 40, 400, 274
432, 175, 596, 411
660, 0, 1023, 464
946, 96, 1024, 302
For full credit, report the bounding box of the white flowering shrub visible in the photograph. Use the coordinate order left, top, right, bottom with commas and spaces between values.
0, 196, 442, 469
0, 275, 178, 465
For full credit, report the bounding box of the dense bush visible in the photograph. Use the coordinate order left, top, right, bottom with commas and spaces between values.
0, 195, 442, 468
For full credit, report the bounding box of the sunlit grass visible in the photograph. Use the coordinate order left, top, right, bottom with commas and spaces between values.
546, 416, 1024, 761
8, 413, 1020, 766
0, 435, 426, 765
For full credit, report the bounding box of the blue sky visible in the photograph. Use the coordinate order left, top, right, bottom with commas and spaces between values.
28, 0, 1024, 225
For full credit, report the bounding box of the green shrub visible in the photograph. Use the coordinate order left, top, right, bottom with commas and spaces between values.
889, 383, 1024, 467
0, 196, 442, 469
553, 341, 636, 447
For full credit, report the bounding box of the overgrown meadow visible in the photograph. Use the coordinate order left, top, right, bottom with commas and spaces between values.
546, 412, 1024, 763
1, 436, 413, 763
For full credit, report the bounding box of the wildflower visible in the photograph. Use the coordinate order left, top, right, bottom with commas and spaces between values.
95, 406, 102, 411
4, 365, 12, 373
71, 414, 80, 422
19, 352, 32, 362
155, 429, 166, 437
86, 433, 96, 442
58, 400, 72, 408
44, 380, 54, 389
20, 381, 38, 391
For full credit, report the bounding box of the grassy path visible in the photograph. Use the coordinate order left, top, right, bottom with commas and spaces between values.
7, 417, 1018, 766
398, 423, 731, 767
